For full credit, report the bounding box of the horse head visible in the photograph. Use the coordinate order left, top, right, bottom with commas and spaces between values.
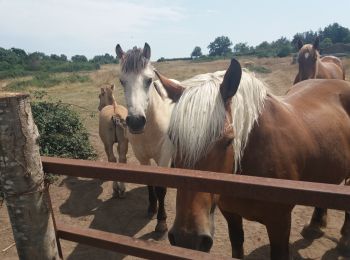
98, 84, 116, 111
115, 43, 155, 134
297, 37, 320, 80
167, 59, 242, 252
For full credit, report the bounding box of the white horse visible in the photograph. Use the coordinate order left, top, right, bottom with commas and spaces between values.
115, 43, 178, 233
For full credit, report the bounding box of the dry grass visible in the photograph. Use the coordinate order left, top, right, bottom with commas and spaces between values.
0, 56, 349, 160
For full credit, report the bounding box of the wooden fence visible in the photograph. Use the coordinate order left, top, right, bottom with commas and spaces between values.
41, 156, 350, 259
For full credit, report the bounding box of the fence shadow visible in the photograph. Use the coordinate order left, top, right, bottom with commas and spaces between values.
245, 235, 342, 259
59, 176, 152, 260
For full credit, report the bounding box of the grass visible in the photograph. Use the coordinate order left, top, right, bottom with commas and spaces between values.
5, 73, 90, 91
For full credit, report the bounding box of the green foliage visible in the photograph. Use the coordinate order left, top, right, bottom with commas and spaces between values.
91, 53, 118, 64
31, 101, 96, 159
208, 36, 233, 56
233, 42, 252, 55
320, 38, 333, 49
191, 46, 202, 58
5, 73, 90, 91
0, 47, 99, 80
71, 55, 88, 63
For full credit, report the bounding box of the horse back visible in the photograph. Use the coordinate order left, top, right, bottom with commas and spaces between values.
241, 79, 350, 184
320, 55, 345, 80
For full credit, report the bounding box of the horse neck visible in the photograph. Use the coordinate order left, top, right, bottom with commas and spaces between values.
145, 83, 173, 134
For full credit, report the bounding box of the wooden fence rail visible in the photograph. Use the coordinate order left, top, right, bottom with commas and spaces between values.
42, 156, 350, 211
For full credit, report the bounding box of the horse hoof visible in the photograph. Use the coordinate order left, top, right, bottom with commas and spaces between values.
155, 221, 168, 233
337, 236, 350, 257
301, 224, 324, 240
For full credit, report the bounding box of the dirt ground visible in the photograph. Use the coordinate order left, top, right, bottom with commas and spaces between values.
1, 57, 350, 259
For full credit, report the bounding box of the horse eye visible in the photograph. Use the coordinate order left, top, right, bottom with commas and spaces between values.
145, 78, 152, 87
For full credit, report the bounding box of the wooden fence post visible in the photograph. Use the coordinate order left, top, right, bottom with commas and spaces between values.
0, 93, 60, 259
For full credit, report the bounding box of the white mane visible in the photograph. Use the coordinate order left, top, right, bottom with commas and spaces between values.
168, 69, 268, 172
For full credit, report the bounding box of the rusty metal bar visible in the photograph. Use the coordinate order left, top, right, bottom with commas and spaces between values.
42, 156, 350, 211
56, 222, 234, 260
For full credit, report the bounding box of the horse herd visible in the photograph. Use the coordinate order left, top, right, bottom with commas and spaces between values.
96, 37, 349, 259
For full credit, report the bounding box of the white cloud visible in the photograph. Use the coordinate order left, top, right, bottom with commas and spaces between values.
0, 0, 185, 57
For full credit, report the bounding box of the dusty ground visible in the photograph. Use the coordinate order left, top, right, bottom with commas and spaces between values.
1, 57, 350, 259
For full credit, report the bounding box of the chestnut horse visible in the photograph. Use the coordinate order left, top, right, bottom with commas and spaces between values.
156, 59, 350, 259
115, 43, 180, 233
294, 37, 345, 84
98, 84, 129, 198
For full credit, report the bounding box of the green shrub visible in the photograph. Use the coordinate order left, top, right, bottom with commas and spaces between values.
31, 101, 96, 159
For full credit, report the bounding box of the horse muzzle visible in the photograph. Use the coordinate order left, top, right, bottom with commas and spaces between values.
126, 115, 146, 134
168, 230, 213, 252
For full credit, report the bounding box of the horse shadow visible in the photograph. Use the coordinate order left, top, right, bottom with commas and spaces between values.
58, 176, 154, 260
245, 235, 343, 259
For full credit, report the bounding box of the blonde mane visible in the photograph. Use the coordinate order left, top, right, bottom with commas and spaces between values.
168, 69, 268, 172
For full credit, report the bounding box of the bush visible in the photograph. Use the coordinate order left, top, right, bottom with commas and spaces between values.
31, 101, 96, 159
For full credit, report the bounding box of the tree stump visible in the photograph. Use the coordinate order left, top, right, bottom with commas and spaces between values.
0, 93, 60, 259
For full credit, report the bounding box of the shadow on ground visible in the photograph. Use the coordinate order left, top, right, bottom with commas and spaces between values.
59, 177, 155, 260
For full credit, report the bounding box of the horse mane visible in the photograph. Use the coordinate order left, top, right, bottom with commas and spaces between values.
168, 70, 268, 172
121, 47, 149, 73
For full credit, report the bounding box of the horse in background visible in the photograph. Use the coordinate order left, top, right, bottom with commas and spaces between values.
115, 43, 180, 233
98, 84, 129, 198
157, 59, 350, 259
294, 37, 345, 84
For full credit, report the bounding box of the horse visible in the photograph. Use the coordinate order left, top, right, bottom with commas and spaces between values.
115, 43, 180, 233
294, 37, 345, 84
155, 59, 350, 259
98, 84, 129, 198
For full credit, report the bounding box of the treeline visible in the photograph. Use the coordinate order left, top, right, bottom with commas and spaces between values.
0, 48, 119, 79
180, 22, 350, 62
235, 23, 350, 58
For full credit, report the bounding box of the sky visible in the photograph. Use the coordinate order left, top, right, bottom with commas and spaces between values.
1, 0, 350, 61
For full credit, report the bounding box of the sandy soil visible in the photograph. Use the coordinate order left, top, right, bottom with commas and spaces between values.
1, 57, 350, 259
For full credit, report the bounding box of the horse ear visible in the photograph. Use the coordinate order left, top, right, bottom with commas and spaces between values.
297, 38, 303, 50
100, 87, 105, 93
143, 43, 151, 60
154, 70, 185, 102
220, 58, 242, 103
313, 37, 320, 51
115, 44, 125, 59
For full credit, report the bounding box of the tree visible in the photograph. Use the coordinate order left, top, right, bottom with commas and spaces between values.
321, 23, 350, 43
71, 55, 88, 63
191, 46, 202, 58
320, 38, 333, 50
208, 36, 233, 56
233, 42, 250, 54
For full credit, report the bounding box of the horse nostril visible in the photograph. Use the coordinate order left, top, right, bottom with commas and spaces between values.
198, 234, 213, 252
168, 232, 176, 245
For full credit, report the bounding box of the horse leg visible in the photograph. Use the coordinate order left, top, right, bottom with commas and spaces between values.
103, 143, 122, 199
154, 186, 168, 233
338, 179, 350, 256
337, 211, 350, 256
266, 210, 292, 260
301, 207, 327, 239
138, 159, 158, 219
221, 210, 244, 259
114, 139, 129, 198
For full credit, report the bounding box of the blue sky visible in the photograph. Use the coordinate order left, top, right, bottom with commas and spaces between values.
1, 0, 350, 60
